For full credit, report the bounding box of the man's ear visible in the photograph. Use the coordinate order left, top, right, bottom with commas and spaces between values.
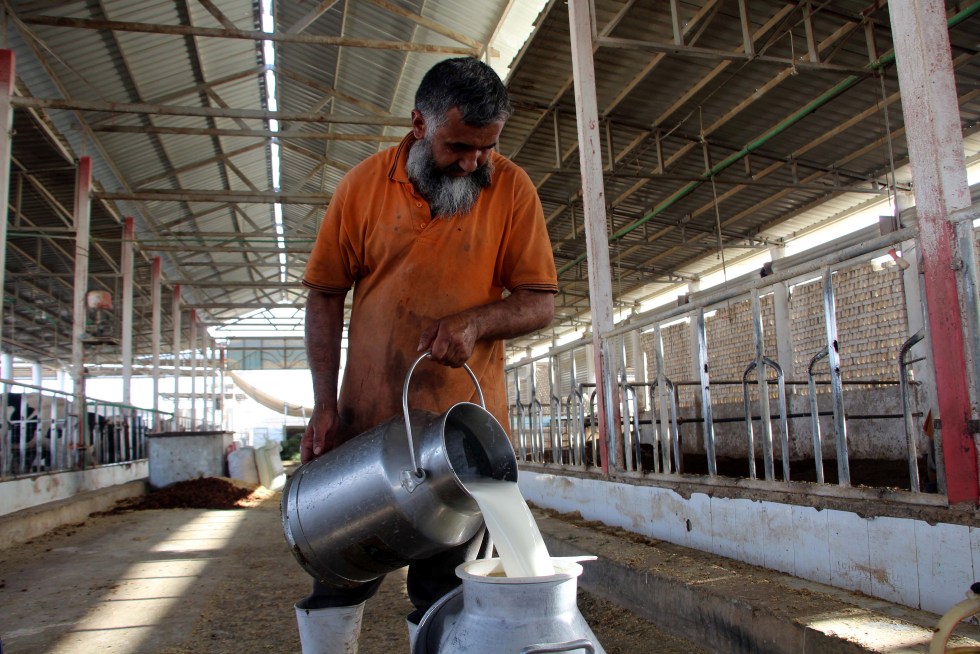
411, 110, 426, 140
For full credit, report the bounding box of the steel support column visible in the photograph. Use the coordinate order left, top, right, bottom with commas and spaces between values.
151, 257, 162, 426
0, 51, 14, 355
568, 0, 620, 473
172, 284, 182, 429
71, 157, 92, 445
208, 338, 216, 428
890, 0, 979, 504
219, 346, 226, 431
770, 246, 794, 381
190, 310, 198, 429
121, 217, 134, 405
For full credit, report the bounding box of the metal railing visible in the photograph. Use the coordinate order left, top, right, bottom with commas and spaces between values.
506, 223, 948, 498
0, 380, 174, 478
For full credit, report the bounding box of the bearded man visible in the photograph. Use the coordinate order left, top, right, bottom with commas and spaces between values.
296, 57, 557, 653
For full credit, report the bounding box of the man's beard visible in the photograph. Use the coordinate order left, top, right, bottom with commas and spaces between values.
406, 138, 493, 218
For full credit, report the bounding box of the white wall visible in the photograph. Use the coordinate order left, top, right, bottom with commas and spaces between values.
519, 470, 979, 616
0, 461, 148, 516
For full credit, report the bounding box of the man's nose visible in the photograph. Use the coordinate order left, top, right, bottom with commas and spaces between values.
458, 151, 480, 173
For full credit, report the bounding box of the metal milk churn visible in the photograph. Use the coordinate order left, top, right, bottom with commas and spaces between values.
413, 557, 606, 654
281, 353, 518, 588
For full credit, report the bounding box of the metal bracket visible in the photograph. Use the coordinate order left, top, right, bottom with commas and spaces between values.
400, 468, 426, 493
949, 207, 980, 224
931, 419, 980, 434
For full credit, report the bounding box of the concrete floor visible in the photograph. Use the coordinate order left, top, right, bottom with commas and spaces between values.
0, 489, 707, 654
2, 472, 978, 654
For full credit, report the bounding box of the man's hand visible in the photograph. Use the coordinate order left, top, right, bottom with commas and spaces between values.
417, 312, 478, 368
417, 289, 554, 368
301, 404, 341, 463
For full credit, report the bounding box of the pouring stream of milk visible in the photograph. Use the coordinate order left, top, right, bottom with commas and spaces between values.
463, 479, 555, 577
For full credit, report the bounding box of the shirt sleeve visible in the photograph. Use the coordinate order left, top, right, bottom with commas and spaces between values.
499, 164, 559, 294
302, 175, 359, 294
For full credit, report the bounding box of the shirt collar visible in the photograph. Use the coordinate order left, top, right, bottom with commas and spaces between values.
388, 132, 417, 184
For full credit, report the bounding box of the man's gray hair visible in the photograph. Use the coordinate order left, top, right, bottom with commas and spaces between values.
415, 57, 512, 129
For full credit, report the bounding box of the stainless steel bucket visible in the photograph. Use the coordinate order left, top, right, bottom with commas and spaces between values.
282, 353, 518, 588
413, 557, 605, 654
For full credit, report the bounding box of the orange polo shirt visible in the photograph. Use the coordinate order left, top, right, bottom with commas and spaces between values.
303, 133, 557, 440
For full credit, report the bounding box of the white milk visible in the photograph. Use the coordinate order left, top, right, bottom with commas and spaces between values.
463, 479, 555, 577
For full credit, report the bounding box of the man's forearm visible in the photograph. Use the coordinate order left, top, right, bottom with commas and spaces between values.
468, 288, 554, 342
418, 288, 554, 367
305, 289, 347, 408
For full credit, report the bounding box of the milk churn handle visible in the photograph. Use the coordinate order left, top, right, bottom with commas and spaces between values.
401, 351, 485, 491
520, 640, 596, 654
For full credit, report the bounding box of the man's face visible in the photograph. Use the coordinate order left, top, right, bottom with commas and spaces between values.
411, 107, 504, 177
406, 107, 504, 217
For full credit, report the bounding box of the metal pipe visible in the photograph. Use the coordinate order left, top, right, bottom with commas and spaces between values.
669, 381, 681, 472
531, 397, 545, 464
697, 309, 717, 475
569, 353, 584, 466
549, 354, 563, 465
952, 212, 980, 427
617, 338, 635, 472
899, 330, 925, 493
765, 355, 791, 481
565, 389, 582, 466
654, 325, 673, 473
741, 362, 758, 480
751, 290, 775, 480
822, 268, 850, 486
619, 370, 635, 472
808, 347, 829, 484
621, 380, 641, 472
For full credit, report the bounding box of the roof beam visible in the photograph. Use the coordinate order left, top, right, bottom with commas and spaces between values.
96, 190, 329, 204
93, 124, 401, 142
284, 0, 341, 34
185, 303, 304, 309
196, 0, 239, 31
19, 14, 480, 55
595, 37, 868, 74
169, 280, 305, 288
11, 96, 412, 127
141, 245, 312, 254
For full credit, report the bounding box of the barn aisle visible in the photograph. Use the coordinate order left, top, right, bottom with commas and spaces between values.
0, 490, 412, 654
0, 481, 706, 654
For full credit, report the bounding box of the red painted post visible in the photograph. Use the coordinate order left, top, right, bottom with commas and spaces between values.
890, 1, 979, 504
